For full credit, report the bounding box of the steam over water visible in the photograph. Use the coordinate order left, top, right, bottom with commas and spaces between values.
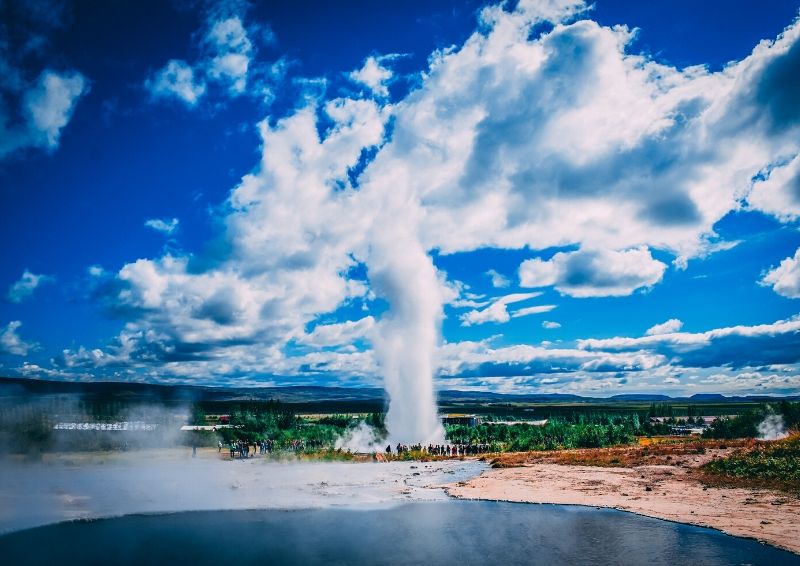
0, 455, 483, 534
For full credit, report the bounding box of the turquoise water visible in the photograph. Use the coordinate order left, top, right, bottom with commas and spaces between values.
1, 500, 797, 565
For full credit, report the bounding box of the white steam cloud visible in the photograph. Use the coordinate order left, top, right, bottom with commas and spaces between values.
757, 414, 789, 441
334, 422, 383, 452
367, 198, 445, 444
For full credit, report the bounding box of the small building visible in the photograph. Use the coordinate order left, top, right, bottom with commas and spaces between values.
54, 421, 158, 431
649, 416, 729, 425
441, 414, 482, 427
180, 425, 233, 431
670, 425, 706, 436
205, 414, 231, 424
486, 419, 548, 426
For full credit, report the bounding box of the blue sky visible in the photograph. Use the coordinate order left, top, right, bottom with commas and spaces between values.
2, 0, 800, 397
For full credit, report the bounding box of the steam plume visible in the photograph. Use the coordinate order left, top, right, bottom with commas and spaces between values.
366, 189, 444, 445
335, 421, 382, 453
757, 414, 788, 441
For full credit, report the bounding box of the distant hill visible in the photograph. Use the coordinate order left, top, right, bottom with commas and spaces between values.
608, 394, 673, 401
689, 393, 727, 401
0, 376, 797, 405
0, 377, 386, 404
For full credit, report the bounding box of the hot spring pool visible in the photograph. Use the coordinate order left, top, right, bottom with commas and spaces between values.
0, 500, 797, 565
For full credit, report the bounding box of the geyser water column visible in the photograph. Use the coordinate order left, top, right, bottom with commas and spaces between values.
368, 192, 445, 445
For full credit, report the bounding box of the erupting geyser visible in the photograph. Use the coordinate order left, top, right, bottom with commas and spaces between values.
367, 188, 445, 445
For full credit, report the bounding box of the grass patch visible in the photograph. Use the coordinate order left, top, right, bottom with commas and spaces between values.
701, 434, 800, 494
489, 438, 749, 469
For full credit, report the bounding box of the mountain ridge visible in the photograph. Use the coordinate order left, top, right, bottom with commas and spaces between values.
1, 376, 796, 404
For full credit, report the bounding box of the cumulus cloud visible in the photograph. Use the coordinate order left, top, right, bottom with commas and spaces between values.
0, 2, 89, 159
438, 339, 665, 380
486, 269, 510, 288
205, 16, 253, 94
437, 316, 800, 395
761, 247, 800, 298
7, 269, 53, 303
297, 317, 375, 348
0, 321, 36, 356
349, 56, 393, 97
146, 9, 264, 106
0, 69, 88, 158
32, 1, 800, 399
579, 317, 800, 369
519, 247, 667, 297
459, 292, 545, 326
748, 154, 800, 222
59, 96, 388, 371
24, 70, 88, 147
646, 318, 684, 336
144, 217, 180, 235
542, 320, 561, 329
145, 60, 206, 105
361, 2, 800, 275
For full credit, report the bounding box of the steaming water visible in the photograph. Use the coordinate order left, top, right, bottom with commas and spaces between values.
0, 454, 484, 534
1, 501, 797, 565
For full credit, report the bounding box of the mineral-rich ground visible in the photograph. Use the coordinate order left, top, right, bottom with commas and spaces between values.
446, 441, 800, 555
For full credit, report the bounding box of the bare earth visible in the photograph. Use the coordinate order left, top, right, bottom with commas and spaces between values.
447, 446, 800, 555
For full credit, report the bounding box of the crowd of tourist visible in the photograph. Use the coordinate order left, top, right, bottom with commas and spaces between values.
222, 439, 491, 460
224, 438, 330, 459
387, 443, 491, 456
225, 439, 276, 459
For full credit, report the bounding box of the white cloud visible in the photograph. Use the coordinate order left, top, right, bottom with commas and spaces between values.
542, 320, 561, 329
87, 265, 105, 277
436, 316, 800, 396
512, 304, 557, 318
7, 269, 53, 303
460, 292, 543, 326
146, 12, 258, 106
144, 217, 180, 235
37, 2, 800, 398
761, 247, 800, 298
146, 60, 206, 106
297, 317, 375, 348
24, 70, 88, 147
748, 154, 800, 222
519, 247, 667, 297
350, 56, 393, 97
646, 318, 684, 336
486, 269, 510, 288
206, 17, 252, 95
438, 338, 665, 380
358, 4, 800, 272
59, 97, 389, 370
578, 316, 800, 369
1, 69, 88, 158
0, 321, 36, 356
